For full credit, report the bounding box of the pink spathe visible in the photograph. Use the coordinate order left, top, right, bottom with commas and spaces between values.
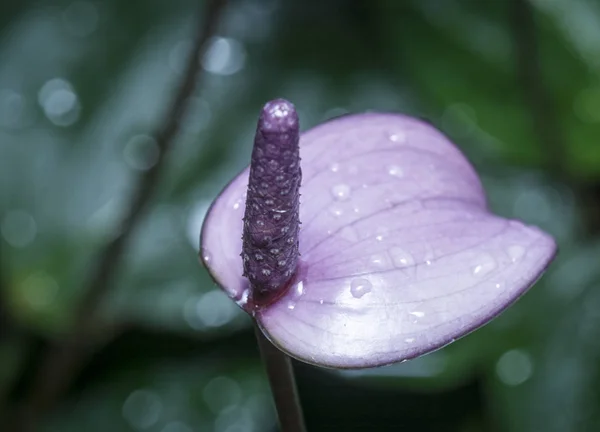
201, 112, 556, 369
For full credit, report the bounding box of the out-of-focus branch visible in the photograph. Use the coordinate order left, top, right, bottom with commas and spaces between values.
0, 245, 12, 415
10, 1, 227, 430
511, 0, 565, 176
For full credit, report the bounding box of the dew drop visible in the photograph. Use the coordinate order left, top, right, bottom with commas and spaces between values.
389, 132, 406, 143
201, 249, 212, 264
495, 282, 504, 289
236, 289, 250, 308
405, 337, 415, 343
330, 163, 340, 172
387, 165, 404, 177
390, 247, 414, 268
472, 254, 497, 277
409, 310, 426, 323
329, 205, 344, 217
350, 278, 372, 298
376, 235, 383, 242
370, 254, 386, 267
507, 245, 526, 262
331, 184, 351, 201
319, 299, 324, 305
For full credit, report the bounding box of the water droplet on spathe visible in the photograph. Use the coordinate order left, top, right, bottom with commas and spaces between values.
370, 254, 386, 267
330, 163, 340, 172
331, 184, 351, 201
388, 165, 404, 177
389, 132, 406, 143
507, 245, 526, 262
404, 337, 415, 343
350, 278, 372, 298
472, 254, 497, 277
236, 289, 249, 308
390, 247, 414, 268
329, 205, 344, 217
201, 249, 212, 264
409, 310, 426, 323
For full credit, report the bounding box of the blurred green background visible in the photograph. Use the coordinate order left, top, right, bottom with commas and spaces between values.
1, 0, 598, 431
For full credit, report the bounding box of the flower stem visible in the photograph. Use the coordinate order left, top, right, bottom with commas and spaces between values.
510, 0, 565, 177
254, 325, 307, 432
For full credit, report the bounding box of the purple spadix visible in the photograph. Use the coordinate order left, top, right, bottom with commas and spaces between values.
241, 99, 301, 305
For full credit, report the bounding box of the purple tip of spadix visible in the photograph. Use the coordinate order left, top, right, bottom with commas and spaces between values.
259, 99, 299, 133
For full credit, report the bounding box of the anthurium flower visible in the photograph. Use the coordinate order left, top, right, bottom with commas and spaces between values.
200, 99, 556, 369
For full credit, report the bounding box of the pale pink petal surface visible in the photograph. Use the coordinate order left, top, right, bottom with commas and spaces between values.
201, 113, 556, 368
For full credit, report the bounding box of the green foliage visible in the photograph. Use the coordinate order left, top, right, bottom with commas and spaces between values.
0, 0, 598, 430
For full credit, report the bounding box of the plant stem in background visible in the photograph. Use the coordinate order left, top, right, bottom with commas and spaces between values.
9, 1, 228, 430
511, 0, 565, 178
255, 325, 307, 432
509, 0, 600, 233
